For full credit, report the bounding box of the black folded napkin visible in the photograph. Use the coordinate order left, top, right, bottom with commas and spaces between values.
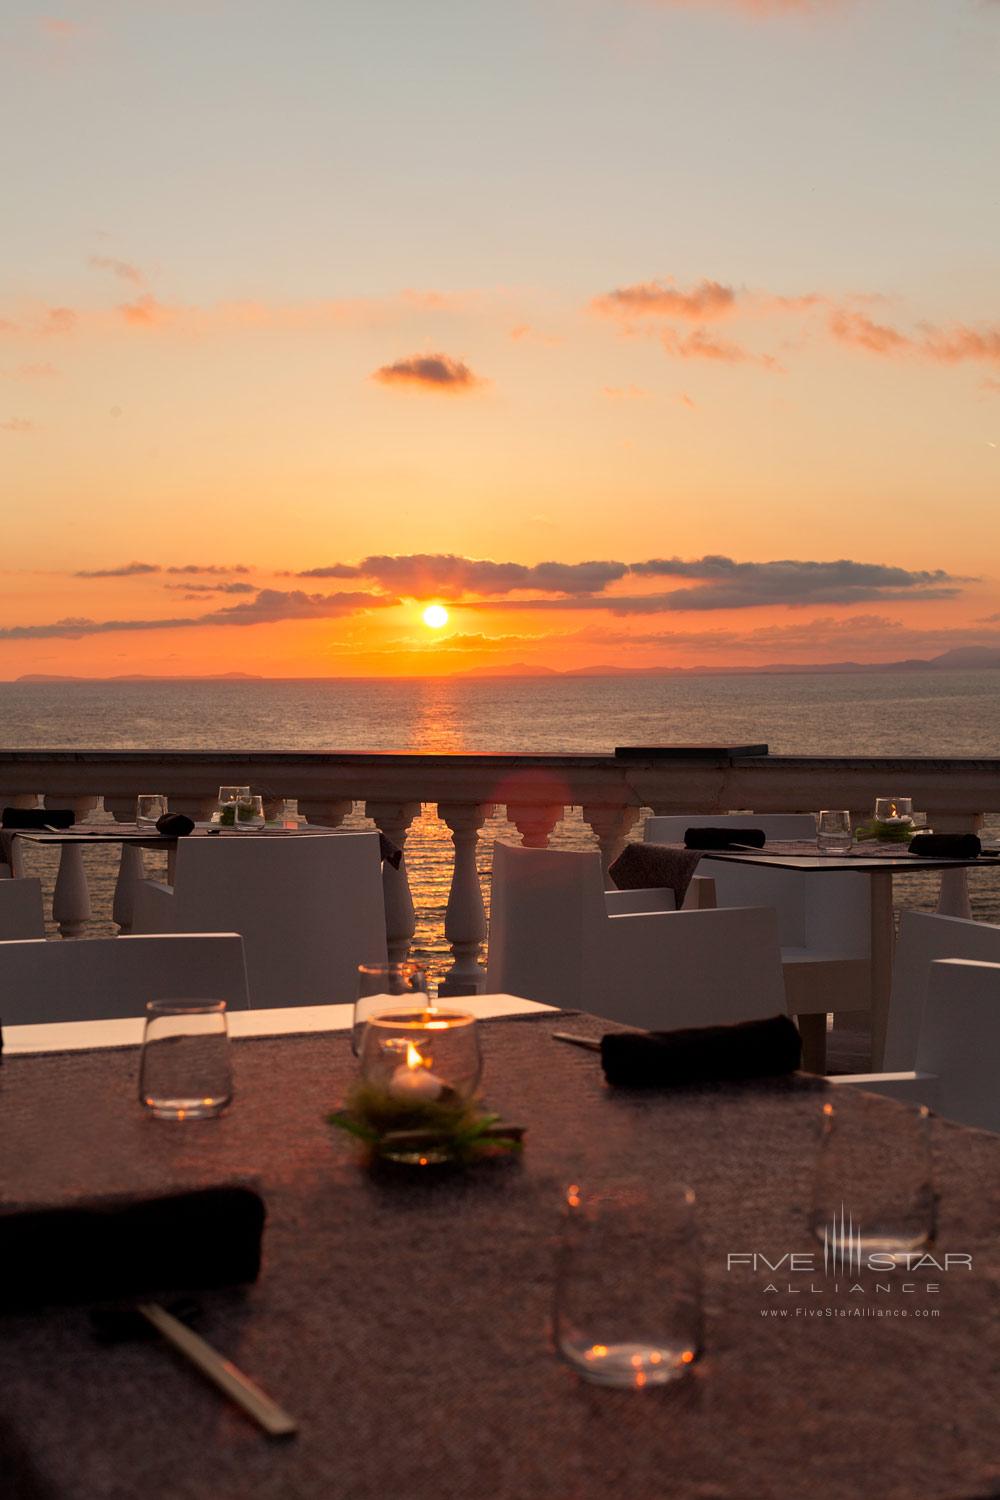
608, 842, 702, 907
155, 811, 195, 837
908, 832, 981, 860
0, 1185, 265, 1312
600, 1013, 802, 1088
378, 831, 403, 870
1, 807, 75, 830
683, 825, 766, 850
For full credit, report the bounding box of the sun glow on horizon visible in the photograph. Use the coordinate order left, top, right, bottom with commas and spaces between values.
422, 604, 449, 629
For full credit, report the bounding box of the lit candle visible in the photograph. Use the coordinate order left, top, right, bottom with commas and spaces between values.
389, 1041, 443, 1103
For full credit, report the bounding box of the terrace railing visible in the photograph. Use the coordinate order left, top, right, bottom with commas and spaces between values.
2, 749, 998, 993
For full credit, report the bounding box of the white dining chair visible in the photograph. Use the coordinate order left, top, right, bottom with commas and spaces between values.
484, 843, 787, 1030
130, 831, 387, 1009
0, 875, 46, 939
643, 814, 871, 1064
0, 932, 250, 1024
882, 910, 1000, 1070
831, 957, 1000, 1133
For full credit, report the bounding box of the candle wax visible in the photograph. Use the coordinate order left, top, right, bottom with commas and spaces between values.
389, 1064, 443, 1102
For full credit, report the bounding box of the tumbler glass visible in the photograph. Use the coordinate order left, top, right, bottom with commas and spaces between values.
816, 809, 852, 855
136, 794, 168, 831
554, 1178, 704, 1388
235, 794, 265, 830
353, 961, 429, 1055
809, 1096, 935, 1265
138, 1000, 233, 1120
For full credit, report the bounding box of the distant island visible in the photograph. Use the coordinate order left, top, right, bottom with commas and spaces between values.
455, 646, 1000, 678
7, 646, 1000, 682
13, 672, 264, 683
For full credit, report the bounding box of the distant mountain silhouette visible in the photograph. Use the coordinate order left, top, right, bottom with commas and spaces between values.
14, 672, 263, 682
457, 645, 1000, 678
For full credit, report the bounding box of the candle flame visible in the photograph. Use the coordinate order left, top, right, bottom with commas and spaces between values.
405, 1041, 425, 1070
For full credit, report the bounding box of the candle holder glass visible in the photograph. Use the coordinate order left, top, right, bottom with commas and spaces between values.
359, 1006, 481, 1102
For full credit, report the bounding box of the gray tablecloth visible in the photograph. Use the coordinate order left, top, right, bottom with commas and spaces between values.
2, 1015, 999, 1500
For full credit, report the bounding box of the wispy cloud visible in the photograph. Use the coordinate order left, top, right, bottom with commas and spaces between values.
371, 353, 486, 393
642, 0, 843, 15
0, 590, 399, 641
830, 309, 1000, 366
75, 561, 160, 578
602, 385, 650, 399
0, 363, 59, 381
0, 418, 33, 434
297, 555, 629, 597
594, 278, 738, 321
40, 17, 79, 36
162, 581, 257, 596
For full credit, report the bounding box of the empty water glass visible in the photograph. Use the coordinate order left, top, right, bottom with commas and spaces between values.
809, 1096, 935, 1265
554, 1178, 703, 1388
138, 1000, 233, 1120
217, 785, 250, 827
816, 809, 852, 854
235, 794, 265, 829
136, 794, 168, 831
353, 961, 429, 1054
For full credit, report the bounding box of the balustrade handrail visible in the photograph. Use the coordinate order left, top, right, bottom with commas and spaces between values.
3, 749, 999, 994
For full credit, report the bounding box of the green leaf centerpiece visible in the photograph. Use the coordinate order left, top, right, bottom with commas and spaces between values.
328, 1080, 525, 1168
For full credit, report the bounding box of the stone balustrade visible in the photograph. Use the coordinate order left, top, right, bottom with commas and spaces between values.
2, 749, 999, 992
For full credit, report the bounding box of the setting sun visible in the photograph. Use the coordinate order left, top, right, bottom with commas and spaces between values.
422, 604, 449, 629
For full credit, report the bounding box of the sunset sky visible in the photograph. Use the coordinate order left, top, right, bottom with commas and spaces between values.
2, 0, 999, 677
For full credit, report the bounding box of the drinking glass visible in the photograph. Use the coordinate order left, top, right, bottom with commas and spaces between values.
353, 961, 430, 1055
136, 794, 168, 831
235, 794, 265, 830
554, 1178, 703, 1388
138, 1000, 233, 1120
816, 809, 852, 855
217, 785, 250, 827
809, 1096, 935, 1265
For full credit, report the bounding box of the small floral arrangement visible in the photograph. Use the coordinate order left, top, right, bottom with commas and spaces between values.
327, 1082, 524, 1168
854, 819, 915, 844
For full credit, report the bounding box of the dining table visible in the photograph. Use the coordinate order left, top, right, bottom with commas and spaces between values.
2, 1007, 998, 1500
690, 840, 1000, 1069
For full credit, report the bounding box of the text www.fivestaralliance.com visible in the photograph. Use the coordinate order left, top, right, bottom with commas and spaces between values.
761, 1307, 941, 1318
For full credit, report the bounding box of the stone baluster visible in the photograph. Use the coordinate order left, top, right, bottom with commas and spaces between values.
0, 793, 40, 876
582, 803, 640, 877
365, 800, 421, 966
298, 797, 353, 829
46, 794, 99, 938
924, 811, 984, 920
504, 803, 563, 849
437, 803, 493, 997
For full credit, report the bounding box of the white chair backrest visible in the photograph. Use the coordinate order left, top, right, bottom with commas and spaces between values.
486, 843, 607, 1003
643, 813, 869, 955
0, 877, 45, 940
486, 841, 787, 1029
0, 933, 250, 1024
918, 958, 1000, 1132
167, 832, 386, 1007
885, 911, 1000, 1070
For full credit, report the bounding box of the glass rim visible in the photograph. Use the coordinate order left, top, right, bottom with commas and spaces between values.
144, 998, 228, 1016
365, 1005, 475, 1031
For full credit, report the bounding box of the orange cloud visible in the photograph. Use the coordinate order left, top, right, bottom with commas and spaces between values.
43, 307, 76, 334
40, 18, 78, 36
602, 385, 650, 398
661, 326, 781, 368
645, 0, 842, 14
119, 294, 173, 328
828, 309, 912, 355
594, 278, 737, 321
1, 418, 33, 433
830, 309, 1000, 366
371, 353, 486, 393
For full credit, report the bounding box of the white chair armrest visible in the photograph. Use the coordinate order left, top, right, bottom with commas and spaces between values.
682, 875, 717, 911
605, 888, 677, 915
828, 1071, 940, 1107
